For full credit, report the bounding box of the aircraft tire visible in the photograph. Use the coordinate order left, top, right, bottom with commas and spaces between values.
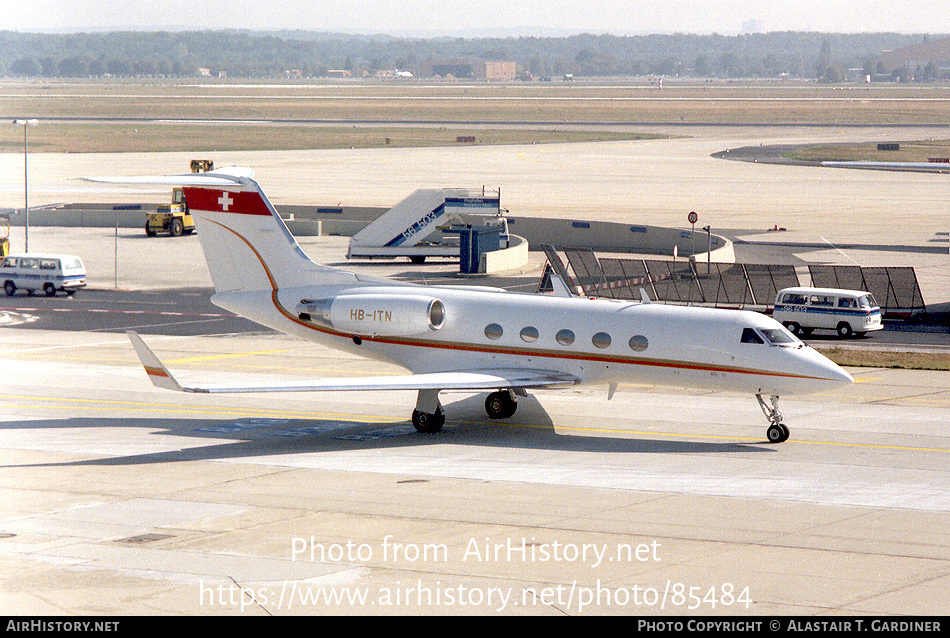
412, 407, 445, 433
767, 423, 789, 443
485, 391, 517, 419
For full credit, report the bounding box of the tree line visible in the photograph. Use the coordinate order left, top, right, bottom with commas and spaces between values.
0, 30, 942, 81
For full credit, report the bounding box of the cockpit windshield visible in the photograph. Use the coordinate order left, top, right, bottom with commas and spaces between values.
759, 328, 798, 345
741, 326, 800, 346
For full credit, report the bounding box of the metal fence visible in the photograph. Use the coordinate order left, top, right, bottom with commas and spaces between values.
541, 245, 925, 315
808, 265, 925, 315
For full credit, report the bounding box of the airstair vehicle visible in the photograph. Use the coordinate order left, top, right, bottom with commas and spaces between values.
346, 188, 508, 264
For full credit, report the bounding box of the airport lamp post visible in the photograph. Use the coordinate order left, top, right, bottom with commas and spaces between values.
13, 119, 38, 253
703, 225, 711, 274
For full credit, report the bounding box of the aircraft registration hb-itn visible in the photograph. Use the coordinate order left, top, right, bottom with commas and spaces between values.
94, 167, 853, 443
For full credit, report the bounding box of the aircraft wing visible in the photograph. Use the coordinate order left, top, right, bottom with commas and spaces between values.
128, 331, 579, 394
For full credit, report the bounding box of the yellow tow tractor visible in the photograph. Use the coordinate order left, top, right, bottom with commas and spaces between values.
1, 214, 10, 257
144, 160, 213, 237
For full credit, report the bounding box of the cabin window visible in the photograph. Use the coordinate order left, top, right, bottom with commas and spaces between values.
520, 326, 539, 343
555, 329, 575, 346
628, 335, 649, 352
592, 332, 611, 349
485, 323, 503, 340
741, 328, 765, 344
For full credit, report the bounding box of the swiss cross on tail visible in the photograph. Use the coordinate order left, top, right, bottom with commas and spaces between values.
183, 187, 271, 216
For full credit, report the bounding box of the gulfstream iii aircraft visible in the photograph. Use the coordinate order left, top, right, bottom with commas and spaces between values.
102, 168, 853, 443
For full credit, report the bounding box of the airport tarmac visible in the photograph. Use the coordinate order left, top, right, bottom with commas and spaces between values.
1, 328, 949, 616
1, 126, 949, 616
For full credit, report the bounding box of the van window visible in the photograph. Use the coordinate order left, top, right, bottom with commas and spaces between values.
40, 259, 59, 270
838, 297, 856, 308
782, 293, 807, 305
741, 328, 764, 344
19, 258, 37, 269
859, 295, 876, 309
810, 295, 834, 307
62, 257, 83, 270
0, 257, 15, 269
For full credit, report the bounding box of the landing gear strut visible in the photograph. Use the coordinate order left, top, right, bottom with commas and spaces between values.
412, 388, 445, 433
756, 394, 790, 443
485, 389, 518, 419
412, 406, 445, 433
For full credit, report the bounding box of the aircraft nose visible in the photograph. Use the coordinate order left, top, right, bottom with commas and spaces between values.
811, 349, 853, 388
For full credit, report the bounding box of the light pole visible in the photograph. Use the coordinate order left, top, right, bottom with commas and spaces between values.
13, 119, 38, 253
703, 225, 711, 274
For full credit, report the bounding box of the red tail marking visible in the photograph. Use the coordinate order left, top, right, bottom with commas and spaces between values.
183, 187, 271, 216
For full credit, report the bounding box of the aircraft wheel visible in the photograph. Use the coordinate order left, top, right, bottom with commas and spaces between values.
485, 390, 517, 419
767, 423, 789, 443
412, 406, 445, 433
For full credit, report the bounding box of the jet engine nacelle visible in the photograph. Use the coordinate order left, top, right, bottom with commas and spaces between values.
297, 294, 445, 336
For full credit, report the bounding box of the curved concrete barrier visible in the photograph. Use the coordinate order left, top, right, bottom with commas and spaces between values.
479, 234, 529, 274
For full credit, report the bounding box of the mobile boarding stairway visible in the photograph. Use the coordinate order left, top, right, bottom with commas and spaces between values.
346, 188, 508, 263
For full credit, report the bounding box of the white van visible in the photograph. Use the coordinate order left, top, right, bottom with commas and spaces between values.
773, 287, 883, 338
1, 253, 87, 297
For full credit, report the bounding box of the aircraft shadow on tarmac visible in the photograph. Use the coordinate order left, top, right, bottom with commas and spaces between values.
5, 394, 775, 470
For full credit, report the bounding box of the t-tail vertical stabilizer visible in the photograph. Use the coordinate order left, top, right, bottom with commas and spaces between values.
85, 167, 362, 332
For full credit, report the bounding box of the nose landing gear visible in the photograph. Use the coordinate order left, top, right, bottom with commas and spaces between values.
756, 394, 790, 443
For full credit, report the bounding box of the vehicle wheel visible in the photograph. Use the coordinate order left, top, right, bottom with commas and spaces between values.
412, 407, 445, 433
783, 321, 801, 336
409, 255, 426, 264
836, 322, 853, 338
145, 222, 156, 237
170, 219, 184, 237
4, 281, 15, 296
485, 390, 518, 419
43, 283, 56, 297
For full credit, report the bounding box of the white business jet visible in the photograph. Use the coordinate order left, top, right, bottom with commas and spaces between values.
99, 168, 852, 443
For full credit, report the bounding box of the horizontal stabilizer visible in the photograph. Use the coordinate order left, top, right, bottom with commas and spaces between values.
83, 167, 255, 187
128, 332, 579, 395
128, 331, 184, 392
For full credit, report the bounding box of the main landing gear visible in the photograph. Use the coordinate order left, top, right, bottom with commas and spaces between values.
411, 388, 520, 433
412, 388, 446, 433
756, 394, 790, 443
485, 389, 518, 420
